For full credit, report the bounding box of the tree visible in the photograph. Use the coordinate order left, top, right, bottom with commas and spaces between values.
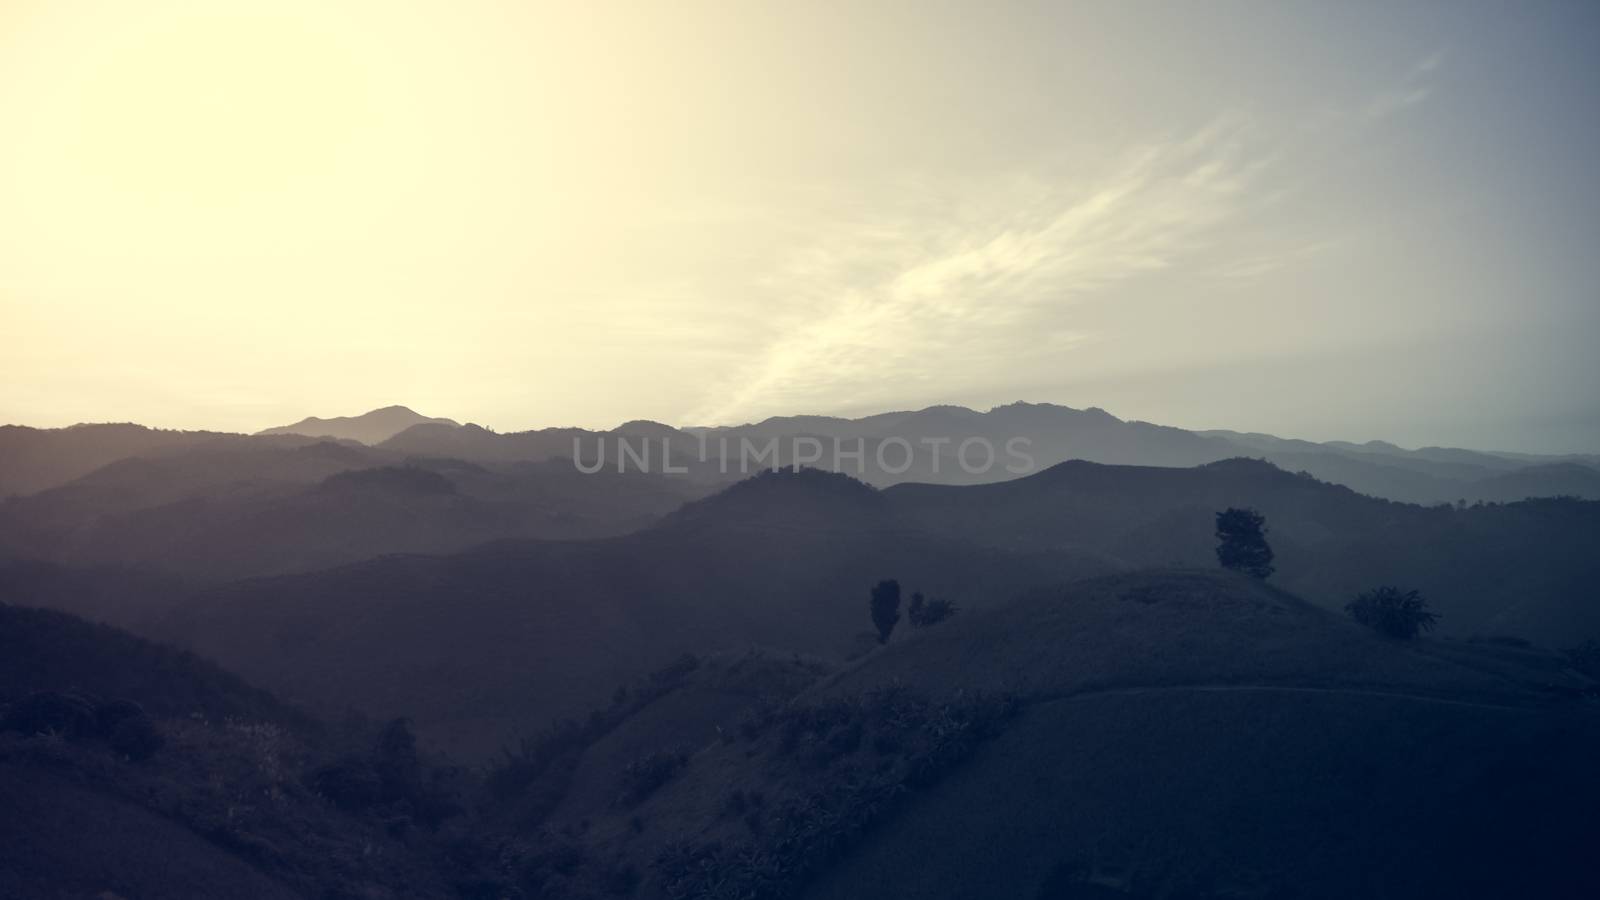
907, 591, 958, 628
870, 579, 901, 644
1345, 586, 1438, 639
1215, 507, 1274, 579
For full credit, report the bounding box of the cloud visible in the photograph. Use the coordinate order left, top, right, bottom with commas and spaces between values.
688, 118, 1268, 424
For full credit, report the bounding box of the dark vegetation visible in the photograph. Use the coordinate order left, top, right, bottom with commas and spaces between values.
0, 604, 460, 898
907, 591, 958, 628
653, 686, 1017, 900
869, 579, 901, 644
1346, 586, 1440, 639
484, 653, 710, 826
1214, 506, 1274, 579
1, 690, 163, 760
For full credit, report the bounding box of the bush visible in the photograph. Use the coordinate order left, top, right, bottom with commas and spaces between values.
908, 592, 958, 628
1346, 586, 1438, 639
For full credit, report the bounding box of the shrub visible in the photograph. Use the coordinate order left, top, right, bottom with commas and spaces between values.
908, 593, 958, 628
1346, 586, 1438, 639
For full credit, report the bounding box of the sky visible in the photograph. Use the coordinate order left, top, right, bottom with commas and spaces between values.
2, 1, 1597, 452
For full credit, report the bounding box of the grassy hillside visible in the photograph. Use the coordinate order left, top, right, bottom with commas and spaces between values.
507, 570, 1599, 900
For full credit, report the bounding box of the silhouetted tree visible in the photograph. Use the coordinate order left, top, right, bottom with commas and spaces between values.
870, 580, 901, 644
1215, 507, 1274, 579
1346, 586, 1438, 639
908, 591, 958, 628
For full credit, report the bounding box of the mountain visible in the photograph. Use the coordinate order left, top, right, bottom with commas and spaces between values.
7, 402, 1595, 504
256, 404, 460, 445
0, 423, 238, 498
1471, 462, 1600, 503
480, 569, 1600, 900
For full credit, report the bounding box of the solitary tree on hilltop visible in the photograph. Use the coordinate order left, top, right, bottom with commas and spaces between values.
870, 579, 902, 644
1215, 507, 1274, 579
1346, 586, 1438, 639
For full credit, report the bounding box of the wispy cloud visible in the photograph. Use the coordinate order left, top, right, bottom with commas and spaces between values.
689, 118, 1268, 424
1363, 50, 1444, 119
683, 47, 1448, 426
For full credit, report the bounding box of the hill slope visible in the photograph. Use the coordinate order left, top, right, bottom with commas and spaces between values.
524, 570, 1599, 900
0, 604, 457, 899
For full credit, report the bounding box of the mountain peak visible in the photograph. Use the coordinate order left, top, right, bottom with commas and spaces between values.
257, 406, 460, 445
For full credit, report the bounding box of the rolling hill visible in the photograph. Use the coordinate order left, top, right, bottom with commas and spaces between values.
148, 469, 1116, 758
131, 459, 1600, 765
508, 570, 1599, 900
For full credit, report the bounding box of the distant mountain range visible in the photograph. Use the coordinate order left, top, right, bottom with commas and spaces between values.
10, 401, 1591, 503
245, 402, 1600, 505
